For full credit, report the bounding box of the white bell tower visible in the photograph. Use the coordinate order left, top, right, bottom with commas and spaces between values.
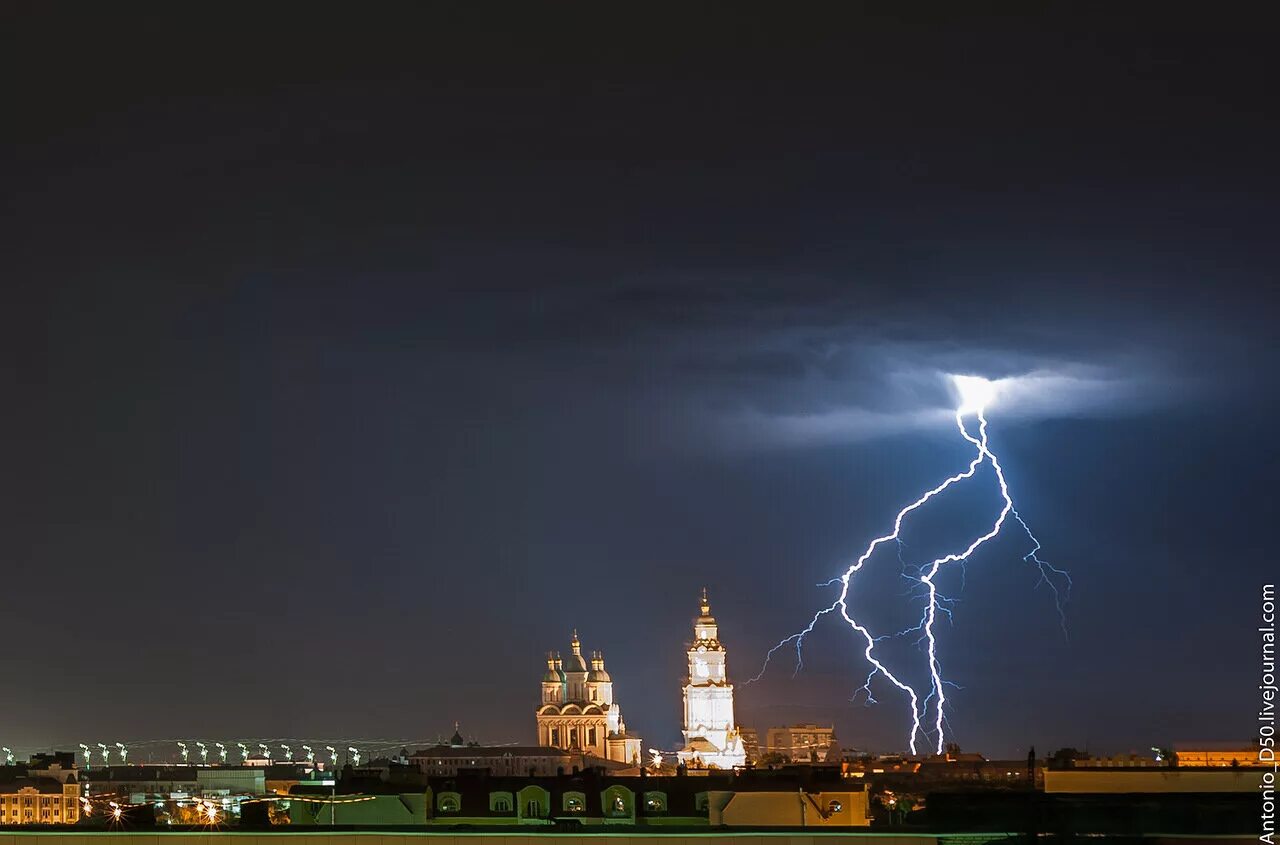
678, 588, 746, 769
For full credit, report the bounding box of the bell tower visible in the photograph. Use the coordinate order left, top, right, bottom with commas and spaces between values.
678, 588, 746, 769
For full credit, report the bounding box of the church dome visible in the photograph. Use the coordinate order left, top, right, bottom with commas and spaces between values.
542, 652, 567, 683
564, 630, 589, 672
587, 651, 612, 682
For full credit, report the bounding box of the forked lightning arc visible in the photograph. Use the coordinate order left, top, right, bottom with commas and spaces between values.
751, 374, 1071, 754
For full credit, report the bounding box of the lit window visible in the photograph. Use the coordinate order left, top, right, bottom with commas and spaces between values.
565, 795, 584, 813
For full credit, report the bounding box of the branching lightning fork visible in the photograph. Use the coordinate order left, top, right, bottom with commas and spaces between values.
749, 375, 1070, 754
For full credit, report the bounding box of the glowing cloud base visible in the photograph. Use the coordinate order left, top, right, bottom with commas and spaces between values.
752, 375, 1070, 754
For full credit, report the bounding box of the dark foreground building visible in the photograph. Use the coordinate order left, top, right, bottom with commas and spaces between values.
286, 766, 869, 827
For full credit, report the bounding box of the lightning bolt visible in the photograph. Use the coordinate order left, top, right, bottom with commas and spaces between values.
749, 375, 1070, 754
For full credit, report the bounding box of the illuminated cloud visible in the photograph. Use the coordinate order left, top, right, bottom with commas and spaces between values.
715, 357, 1189, 448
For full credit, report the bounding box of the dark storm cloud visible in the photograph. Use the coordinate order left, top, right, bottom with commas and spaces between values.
479, 269, 1228, 452
1, 4, 1276, 757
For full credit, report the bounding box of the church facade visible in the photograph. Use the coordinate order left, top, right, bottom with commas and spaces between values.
535, 631, 643, 765
678, 589, 747, 769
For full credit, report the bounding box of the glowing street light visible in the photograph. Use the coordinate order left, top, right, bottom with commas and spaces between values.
237, 743, 249, 763
302, 745, 315, 764
281, 744, 293, 761
178, 742, 188, 763
325, 746, 337, 766
348, 747, 361, 767
197, 742, 209, 764
97, 743, 110, 765
258, 743, 271, 761
2, 747, 13, 766
216, 742, 227, 764
115, 743, 128, 764
80, 744, 92, 767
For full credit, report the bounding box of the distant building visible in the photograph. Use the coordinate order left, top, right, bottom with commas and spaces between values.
414, 727, 581, 778
411, 744, 574, 777
77, 765, 268, 802
77, 765, 199, 800
765, 724, 837, 762
1072, 753, 1164, 768
536, 632, 643, 764
1174, 745, 1271, 767
915, 754, 1040, 787
677, 589, 747, 770
1045, 768, 1267, 793
0, 756, 80, 825
739, 728, 760, 763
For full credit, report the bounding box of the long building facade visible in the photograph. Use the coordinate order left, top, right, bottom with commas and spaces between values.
0, 758, 80, 825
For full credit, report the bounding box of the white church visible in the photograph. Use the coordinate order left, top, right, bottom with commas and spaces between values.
535, 631, 644, 764
677, 589, 747, 769
533, 589, 747, 770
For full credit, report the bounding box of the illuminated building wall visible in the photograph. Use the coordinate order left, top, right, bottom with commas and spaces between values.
1174, 747, 1271, 767
0, 778, 80, 825
535, 631, 642, 764
678, 590, 747, 770
765, 724, 838, 762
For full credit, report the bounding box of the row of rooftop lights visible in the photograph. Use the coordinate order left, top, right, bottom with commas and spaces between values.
53, 742, 363, 767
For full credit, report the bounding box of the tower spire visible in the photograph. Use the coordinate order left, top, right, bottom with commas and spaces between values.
679, 586, 745, 769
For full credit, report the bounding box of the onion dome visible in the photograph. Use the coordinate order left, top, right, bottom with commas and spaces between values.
587, 651, 612, 683
564, 629, 589, 672
542, 652, 564, 683
698, 587, 715, 623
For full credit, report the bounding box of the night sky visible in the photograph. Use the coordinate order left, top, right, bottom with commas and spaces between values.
2, 5, 1276, 759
